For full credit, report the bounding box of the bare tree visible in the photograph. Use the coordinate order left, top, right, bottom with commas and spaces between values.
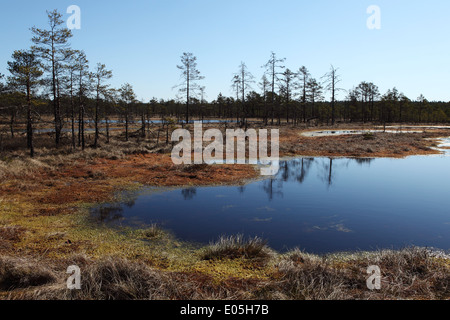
262, 52, 285, 124
74, 51, 90, 150
119, 83, 136, 141
297, 66, 310, 123
231, 74, 241, 122
63, 49, 80, 149
233, 62, 254, 125
322, 65, 343, 125
92, 63, 113, 147
306, 78, 323, 120
259, 74, 270, 125
279, 68, 297, 124
174, 53, 204, 124
31, 9, 73, 147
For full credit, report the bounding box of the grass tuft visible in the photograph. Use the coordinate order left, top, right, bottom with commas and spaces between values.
201, 235, 273, 262
140, 224, 165, 240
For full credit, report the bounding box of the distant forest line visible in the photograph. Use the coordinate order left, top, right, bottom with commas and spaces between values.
1, 9, 449, 157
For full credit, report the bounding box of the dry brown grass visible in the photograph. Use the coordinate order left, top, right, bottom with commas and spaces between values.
3, 254, 258, 300
280, 130, 445, 158
263, 247, 450, 300
273, 256, 350, 300
0, 256, 57, 291
2, 246, 448, 300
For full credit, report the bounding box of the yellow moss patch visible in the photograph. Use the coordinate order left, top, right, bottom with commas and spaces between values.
190, 258, 274, 284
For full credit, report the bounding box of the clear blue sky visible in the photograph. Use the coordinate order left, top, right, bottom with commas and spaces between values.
1, 0, 449, 102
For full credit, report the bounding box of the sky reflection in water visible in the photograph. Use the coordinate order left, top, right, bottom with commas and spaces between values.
92, 155, 450, 253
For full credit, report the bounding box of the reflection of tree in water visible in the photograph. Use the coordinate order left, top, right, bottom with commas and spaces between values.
92, 205, 124, 223
297, 158, 314, 183
281, 161, 290, 181
262, 158, 316, 200
121, 190, 139, 208
237, 185, 246, 194
354, 158, 374, 166
181, 188, 197, 200
318, 158, 334, 186
317, 158, 374, 186
91, 191, 141, 223
262, 178, 283, 201
280, 158, 316, 183
260, 157, 374, 198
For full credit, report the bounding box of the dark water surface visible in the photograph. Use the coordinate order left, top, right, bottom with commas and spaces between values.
92, 155, 450, 253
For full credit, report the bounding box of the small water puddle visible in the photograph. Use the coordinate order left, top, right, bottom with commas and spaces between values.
301, 129, 424, 137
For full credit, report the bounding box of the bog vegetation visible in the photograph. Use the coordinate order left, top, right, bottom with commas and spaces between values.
1, 10, 450, 158
1, 9, 450, 301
